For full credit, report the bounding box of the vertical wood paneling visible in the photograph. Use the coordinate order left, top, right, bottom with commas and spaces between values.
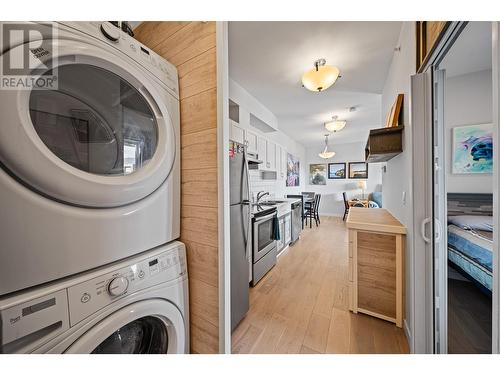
134, 21, 220, 354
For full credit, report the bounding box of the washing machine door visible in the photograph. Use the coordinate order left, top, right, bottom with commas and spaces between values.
65, 299, 186, 354
0, 35, 176, 207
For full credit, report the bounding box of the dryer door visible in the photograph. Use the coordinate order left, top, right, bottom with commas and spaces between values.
0, 37, 176, 207
65, 299, 186, 354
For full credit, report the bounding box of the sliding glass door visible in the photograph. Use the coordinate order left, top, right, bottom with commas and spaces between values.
413, 21, 498, 354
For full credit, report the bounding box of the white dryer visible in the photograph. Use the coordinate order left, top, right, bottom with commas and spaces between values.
0, 241, 189, 354
0, 22, 180, 295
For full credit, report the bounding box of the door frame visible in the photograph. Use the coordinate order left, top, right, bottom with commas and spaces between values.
413, 21, 500, 353
216, 21, 231, 354
492, 21, 500, 354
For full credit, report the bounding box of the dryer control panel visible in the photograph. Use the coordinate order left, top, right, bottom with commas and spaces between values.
67, 246, 187, 326
57, 21, 179, 99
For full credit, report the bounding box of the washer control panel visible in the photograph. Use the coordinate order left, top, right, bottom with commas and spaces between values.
67, 246, 187, 326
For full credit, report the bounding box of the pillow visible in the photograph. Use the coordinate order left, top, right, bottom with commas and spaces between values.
448, 215, 493, 232
371, 192, 383, 208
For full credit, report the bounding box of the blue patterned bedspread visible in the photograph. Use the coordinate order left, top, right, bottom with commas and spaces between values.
448, 224, 493, 291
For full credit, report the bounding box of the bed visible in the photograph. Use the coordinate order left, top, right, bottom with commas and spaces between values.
447, 193, 493, 294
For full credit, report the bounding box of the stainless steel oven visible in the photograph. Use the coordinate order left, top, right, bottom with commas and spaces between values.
252, 209, 277, 285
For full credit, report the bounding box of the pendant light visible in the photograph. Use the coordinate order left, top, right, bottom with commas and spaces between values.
302, 59, 340, 92
325, 115, 347, 133
318, 134, 335, 159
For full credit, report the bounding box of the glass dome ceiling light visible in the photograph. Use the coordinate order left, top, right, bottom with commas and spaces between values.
302, 59, 340, 92
318, 134, 335, 159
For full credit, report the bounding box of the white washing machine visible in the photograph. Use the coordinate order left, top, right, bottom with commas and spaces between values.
0, 241, 188, 354
0, 22, 180, 295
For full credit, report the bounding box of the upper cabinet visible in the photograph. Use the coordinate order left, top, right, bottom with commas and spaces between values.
245, 129, 258, 154
230, 120, 245, 145
276, 145, 285, 178
266, 141, 276, 170
257, 136, 267, 165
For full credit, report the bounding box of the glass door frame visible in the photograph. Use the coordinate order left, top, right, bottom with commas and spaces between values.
413, 21, 500, 354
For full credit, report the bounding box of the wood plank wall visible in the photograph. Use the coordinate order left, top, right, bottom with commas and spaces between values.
134, 21, 220, 354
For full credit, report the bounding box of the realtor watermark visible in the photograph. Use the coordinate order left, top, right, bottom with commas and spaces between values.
0, 22, 58, 90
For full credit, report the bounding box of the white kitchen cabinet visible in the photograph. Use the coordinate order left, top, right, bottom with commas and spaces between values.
277, 212, 292, 255
257, 137, 267, 168
245, 129, 258, 154
277, 216, 286, 254
276, 216, 285, 254
276, 145, 286, 178
284, 213, 291, 245
282, 148, 287, 178
230, 120, 245, 144
266, 141, 276, 170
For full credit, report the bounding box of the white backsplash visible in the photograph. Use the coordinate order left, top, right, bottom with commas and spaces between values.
249, 169, 279, 202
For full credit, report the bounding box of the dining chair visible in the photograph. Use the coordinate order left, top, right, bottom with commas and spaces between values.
313, 194, 321, 226
342, 192, 349, 221
305, 194, 321, 228
302, 191, 315, 212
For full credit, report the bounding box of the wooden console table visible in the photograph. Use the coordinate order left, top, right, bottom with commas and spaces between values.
346, 208, 406, 327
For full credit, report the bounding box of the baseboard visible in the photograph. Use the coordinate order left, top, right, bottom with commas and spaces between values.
403, 319, 413, 353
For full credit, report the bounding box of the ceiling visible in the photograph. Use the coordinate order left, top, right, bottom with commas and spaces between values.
440, 22, 492, 78
228, 21, 402, 148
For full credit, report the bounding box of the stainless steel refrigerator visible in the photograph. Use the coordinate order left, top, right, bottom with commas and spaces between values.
229, 141, 251, 331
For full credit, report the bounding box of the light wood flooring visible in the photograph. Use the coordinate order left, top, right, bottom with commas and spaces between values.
231, 216, 410, 354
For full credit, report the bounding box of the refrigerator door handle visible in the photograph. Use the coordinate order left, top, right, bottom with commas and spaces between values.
243, 149, 252, 261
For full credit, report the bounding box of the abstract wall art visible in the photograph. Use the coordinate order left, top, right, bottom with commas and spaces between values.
286, 153, 300, 187
452, 124, 493, 174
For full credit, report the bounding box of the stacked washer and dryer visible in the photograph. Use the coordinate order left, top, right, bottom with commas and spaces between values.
0, 22, 189, 353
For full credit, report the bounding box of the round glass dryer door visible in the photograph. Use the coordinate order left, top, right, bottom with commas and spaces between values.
91, 316, 168, 354
0, 38, 176, 207
65, 299, 186, 354
29, 64, 158, 177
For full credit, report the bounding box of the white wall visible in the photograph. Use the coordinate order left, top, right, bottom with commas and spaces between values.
380, 21, 416, 347
304, 142, 383, 216
445, 69, 493, 193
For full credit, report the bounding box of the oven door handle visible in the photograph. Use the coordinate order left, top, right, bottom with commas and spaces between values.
254, 212, 277, 223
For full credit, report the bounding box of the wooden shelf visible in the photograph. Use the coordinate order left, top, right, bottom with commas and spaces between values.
365, 126, 404, 163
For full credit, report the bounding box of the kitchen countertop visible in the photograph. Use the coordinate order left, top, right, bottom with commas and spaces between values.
268, 197, 300, 217
346, 208, 406, 234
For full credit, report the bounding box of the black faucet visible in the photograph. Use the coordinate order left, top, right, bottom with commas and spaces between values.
256, 191, 270, 203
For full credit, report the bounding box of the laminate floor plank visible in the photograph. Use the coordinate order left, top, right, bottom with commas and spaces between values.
231, 216, 409, 354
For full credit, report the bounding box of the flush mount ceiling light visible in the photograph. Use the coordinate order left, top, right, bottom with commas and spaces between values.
325, 115, 347, 133
318, 134, 335, 159
302, 59, 340, 92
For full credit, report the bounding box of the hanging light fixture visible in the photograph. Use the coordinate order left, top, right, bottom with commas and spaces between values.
302, 59, 340, 92
325, 115, 347, 133
318, 134, 335, 159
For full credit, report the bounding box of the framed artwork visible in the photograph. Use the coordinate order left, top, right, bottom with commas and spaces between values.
328, 163, 346, 179
452, 124, 493, 174
309, 164, 327, 185
348, 162, 368, 179
385, 93, 404, 128
286, 153, 300, 187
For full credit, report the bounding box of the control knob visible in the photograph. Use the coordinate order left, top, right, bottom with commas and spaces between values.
108, 276, 129, 297
100, 23, 120, 42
